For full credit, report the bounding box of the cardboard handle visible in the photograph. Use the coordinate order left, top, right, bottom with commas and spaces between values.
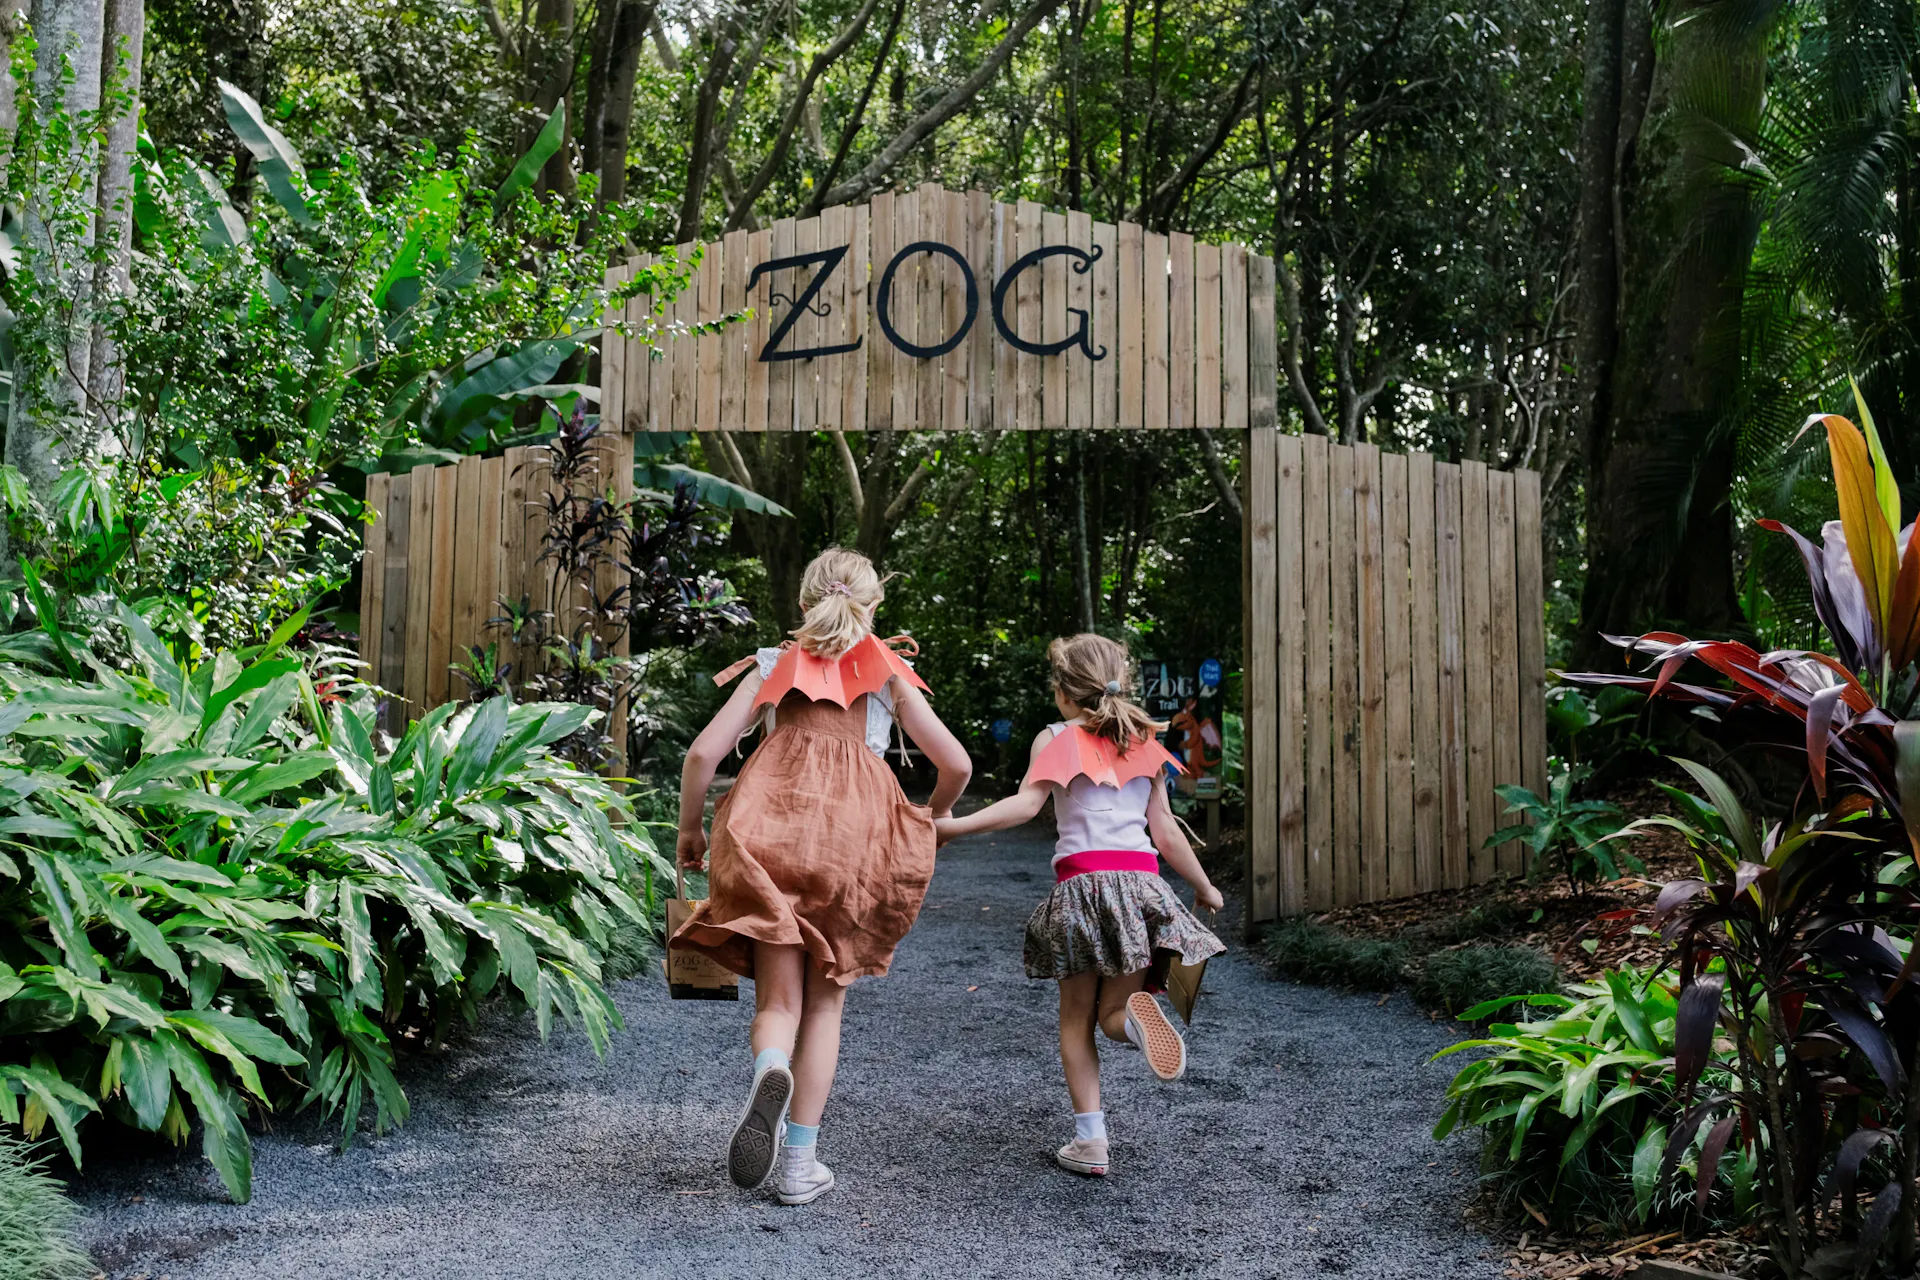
676, 864, 687, 901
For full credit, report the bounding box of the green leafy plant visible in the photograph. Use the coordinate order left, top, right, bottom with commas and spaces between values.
1263, 916, 1406, 991
1433, 969, 1747, 1231
0, 600, 670, 1202
1409, 944, 1561, 1018
1487, 763, 1636, 893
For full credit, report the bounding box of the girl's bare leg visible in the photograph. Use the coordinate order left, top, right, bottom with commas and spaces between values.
1096, 968, 1148, 1043
1058, 972, 1102, 1114
750, 942, 806, 1061
788, 957, 848, 1126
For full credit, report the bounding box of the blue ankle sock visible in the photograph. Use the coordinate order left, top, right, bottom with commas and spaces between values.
753, 1047, 789, 1075
1074, 1110, 1106, 1142
785, 1122, 819, 1149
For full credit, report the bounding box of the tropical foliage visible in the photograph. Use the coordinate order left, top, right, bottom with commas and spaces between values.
0, 599, 670, 1202
1487, 765, 1635, 893
1434, 969, 1748, 1231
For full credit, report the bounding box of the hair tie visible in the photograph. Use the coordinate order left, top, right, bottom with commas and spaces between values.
824, 582, 853, 597
1104, 679, 1122, 695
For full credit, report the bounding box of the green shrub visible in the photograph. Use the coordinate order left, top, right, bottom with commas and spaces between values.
0, 601, 670, 1202
1433, 969, 1748, 1231
0, 1137, 91, 1280
1402, 898, 1528, 950
1409, 944, 1560, 1017
1263, 917, 1406, 991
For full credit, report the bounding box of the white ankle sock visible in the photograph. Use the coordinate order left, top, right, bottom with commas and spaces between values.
1074, 1110, 1106, 1142
753, 1046, 789, 1074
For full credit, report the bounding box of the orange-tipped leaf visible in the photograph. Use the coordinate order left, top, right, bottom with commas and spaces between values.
1823, 414, 1899, 646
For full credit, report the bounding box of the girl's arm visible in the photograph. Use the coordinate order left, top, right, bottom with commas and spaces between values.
933, 729, 1053, 842
1148, 781, 1224, 911
891, 679, 971, 817
676, 669, 766, 869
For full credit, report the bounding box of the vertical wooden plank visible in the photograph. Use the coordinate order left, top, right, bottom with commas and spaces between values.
633, 253, 664, 433
601, 265, 627, 437
943, 190, 970, 431
1353, 443, 1387, 903
648, 253, 675, 431
1515, 469, 1548, 803
992, 200, 1016, 434
1381, 453, 1415, 901
1248, 254, 1278, 434
966, 191, 994, 431
718, 236, 747, 434
1244, 425, 1280, 928
867, 192, 895, 432
1301, 434, 1334, 911
745, 229, 772, 433
846, 203, 871, 433
1435, 461, 1469, 887
1091, 218, 1119, 429
671, 242, 698, 428
404, 464, 436, 719
1222, 243, 1248, 430
1043, 208, 1068, 430
696, 243, 722, 434
474, 456, 504, 703
817, 207, 846, 430
1195, 243, 1222, 430
916, 182, 943, 429
448, 456, 485, 693
359, 473, 390, 689
767, 219, 796, 431
1067, 210, 1093, 432
1330, 443, 1361, 906
1460, 459, 1495, 883
1408, 452, 1441, 893
376, 476, 409, 733
522, 449, 556, 684
1488, 469, 1522, 878
889, 189, 918, 430
791, 214, 820, 434
1143, 230, 1169, 430
1275, 434, 1307, 916
1016, 199, 1044, 430
426, 462, 459, 710
1168, 232, 1194, 431
606, 428, 635, 778
1117, 220, 1143, 429
498, 448, 530, 690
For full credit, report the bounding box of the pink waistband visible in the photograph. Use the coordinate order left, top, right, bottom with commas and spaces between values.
1054, 850, 1160, 883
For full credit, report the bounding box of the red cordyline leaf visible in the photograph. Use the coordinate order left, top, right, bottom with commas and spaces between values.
1887, 519, 1920, 670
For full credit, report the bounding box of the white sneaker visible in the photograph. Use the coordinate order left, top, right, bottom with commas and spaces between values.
775, 1146, 836, 1205
727, 1061, 793, 1189
1125, 991, 1187, 1081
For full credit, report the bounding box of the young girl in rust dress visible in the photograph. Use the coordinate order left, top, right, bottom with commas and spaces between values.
935, 634, 1224, 1177
672, 548, 970, 1205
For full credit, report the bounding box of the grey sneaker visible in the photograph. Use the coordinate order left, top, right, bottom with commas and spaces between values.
727, 1062, 793, 1189
775, 1147, 836, 1205
1056, 1137, 1110, 1176
1125, 991, 1187, 1081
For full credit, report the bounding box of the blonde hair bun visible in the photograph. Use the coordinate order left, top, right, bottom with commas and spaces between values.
792, 547, 891, 658
1047, 633, 1161, 752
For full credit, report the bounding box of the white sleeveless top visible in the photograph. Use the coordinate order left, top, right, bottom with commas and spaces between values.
754, 647, 896, 757
1045, 723, 1158, 866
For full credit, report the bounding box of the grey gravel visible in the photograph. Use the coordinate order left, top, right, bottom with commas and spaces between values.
75, 823, 1502, 1279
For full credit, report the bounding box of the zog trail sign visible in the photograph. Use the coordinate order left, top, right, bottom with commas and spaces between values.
598, 182, 1278, 435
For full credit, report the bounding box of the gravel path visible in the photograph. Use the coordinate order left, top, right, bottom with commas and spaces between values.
75, 823, 1501, 1280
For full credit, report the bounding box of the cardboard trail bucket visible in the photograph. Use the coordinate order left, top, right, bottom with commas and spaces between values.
664, 867, 739, 1001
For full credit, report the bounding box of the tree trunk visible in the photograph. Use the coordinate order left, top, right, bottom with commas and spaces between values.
529, 0, 577, 197
1576, 0, 1748, 661
7, 0, 108, 509
1070, 436, 1096, 631
597, 0, 650, 208
85, 0, 141, 425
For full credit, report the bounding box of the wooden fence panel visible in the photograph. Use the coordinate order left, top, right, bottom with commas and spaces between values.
1329, 443, 1360, 907
1244, 426, 1279, 925
1380, 453, 1414, 900
1275, 434, 1307, 922
1301, 433, 1334, 912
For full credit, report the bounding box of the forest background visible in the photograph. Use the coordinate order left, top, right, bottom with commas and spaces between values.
4, 0, 1906, 785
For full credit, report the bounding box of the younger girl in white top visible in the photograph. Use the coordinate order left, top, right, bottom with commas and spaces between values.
934, 634, 1224, 1177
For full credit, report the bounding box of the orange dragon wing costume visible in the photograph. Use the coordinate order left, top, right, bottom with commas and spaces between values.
1024, 723, 1185, 790
713, 634, 930, 707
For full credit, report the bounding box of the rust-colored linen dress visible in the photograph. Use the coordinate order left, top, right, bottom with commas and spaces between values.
670, 689, 936, 985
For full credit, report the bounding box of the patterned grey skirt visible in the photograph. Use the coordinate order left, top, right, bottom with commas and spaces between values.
1023, 869, 1226, 982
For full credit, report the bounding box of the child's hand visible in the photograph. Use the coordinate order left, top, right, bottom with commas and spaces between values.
676, 827, 709, 871
1195, 882, 1224, 913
